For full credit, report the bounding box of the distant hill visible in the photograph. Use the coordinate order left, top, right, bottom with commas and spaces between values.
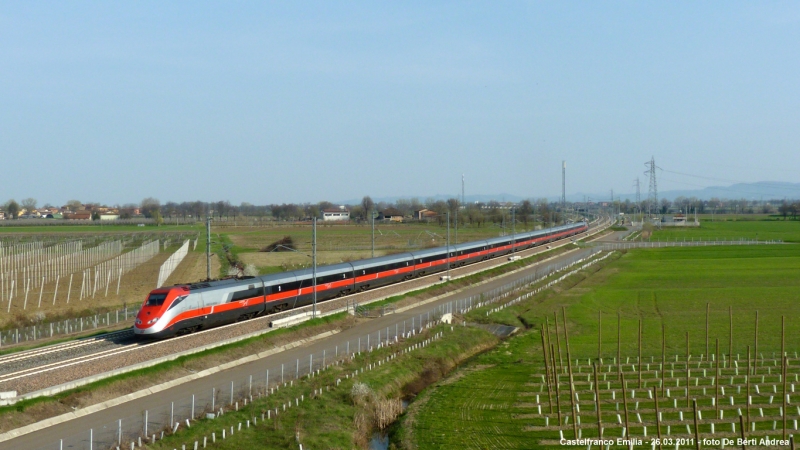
612, 182, 800, 202
335, 182, 800, 206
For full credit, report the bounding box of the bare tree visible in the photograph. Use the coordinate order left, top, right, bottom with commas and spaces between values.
518, 200, 533, 225
66, 199, 82, 211
141, 197, 161, 218
4, 199, 20, 219
361, 196, 374, 220
779, 201, 790, 220
21, 198, 37, 215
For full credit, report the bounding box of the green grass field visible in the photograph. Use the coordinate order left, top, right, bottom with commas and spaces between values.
404, 244, 800, 449
651, 220, 800, 243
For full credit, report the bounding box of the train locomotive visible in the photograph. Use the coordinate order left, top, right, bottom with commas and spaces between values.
134, 221, 588, 339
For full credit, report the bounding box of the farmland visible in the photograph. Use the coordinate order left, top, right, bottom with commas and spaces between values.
402, 243, 800, 449
651, 220, 800, 243
0, 220, 528, 329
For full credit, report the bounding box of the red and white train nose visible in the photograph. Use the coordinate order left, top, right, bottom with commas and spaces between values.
133, 290, 172, 336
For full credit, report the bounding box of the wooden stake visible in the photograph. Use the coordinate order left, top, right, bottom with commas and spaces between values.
598, 309, 601, 361
553, 344, 562, 432
746, 345, 751, 429
783, 355, 788, 440
541, 327, 553, 414
621, 371, 630, 439
754, 311, 758, 375
617, 310, 622, 381
544, 316, 551, 381
638, 319, 642, 389
661, 322, 666, 397
692, 398, 700, 450
555, 311, 563, 372
781, 315, 785, 367
653, 387, 662, 450
739, 413, 746, 450
563, 314, 578, 439
686, 331, 691, 408
562, 306, 571, 356
729, 305, 733, 358
706, 302, 710, 359
715, 338, 720, 417
593, 362, 602, 438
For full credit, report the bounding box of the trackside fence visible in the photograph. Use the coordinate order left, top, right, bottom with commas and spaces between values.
0, 305, 139, 347
31, 249, 613, 450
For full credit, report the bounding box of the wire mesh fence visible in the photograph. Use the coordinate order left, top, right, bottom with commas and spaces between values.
0, 305, 139, 347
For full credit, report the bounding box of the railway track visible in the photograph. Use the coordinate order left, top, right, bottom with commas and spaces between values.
0, 218, 609, 397
0, 329, 140, 387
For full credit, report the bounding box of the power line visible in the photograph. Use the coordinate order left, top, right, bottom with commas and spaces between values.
644, 156, 659, 217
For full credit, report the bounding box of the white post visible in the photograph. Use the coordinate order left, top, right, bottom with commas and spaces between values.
23, 278, 30, 310
66, 273, 73, 304
52, 275, 60, 305
104, 270, 111, 297
6, 280, 13, 313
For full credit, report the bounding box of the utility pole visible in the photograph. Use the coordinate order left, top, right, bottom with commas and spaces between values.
371, 210, 375, 258
645, 156, 659, 218
312, 217, 317, 318
206, 214, 211, 281
512, 208, 516, 251
455, 207, 458, 244
634, 178, 641, 224
610, 189, 614, 221
562, 161, 566, 223
446, 212, 451, 280
462, 174, 465, 205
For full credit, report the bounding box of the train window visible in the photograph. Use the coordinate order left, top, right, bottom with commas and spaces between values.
168, 295, 188, 311
147, 293, 168, 306
231, 287, 264, 302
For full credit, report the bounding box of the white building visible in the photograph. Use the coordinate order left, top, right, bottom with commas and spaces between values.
322, 207, 350, 221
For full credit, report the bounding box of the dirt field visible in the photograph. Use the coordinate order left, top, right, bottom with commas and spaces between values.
0, 245, 219, 327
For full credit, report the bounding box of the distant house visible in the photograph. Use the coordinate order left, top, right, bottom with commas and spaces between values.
414, 209, 438, 221
377, 207, 405, 222
0, 211, 5, 220
322, 208, 350, 221
100, 214, 120, 221
66, 211, 92, 220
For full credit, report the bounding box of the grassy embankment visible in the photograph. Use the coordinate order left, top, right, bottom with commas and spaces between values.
147, 325, 499, 450
402, 236, 800, 448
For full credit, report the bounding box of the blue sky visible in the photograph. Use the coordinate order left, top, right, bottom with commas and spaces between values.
2, 2, 799, 205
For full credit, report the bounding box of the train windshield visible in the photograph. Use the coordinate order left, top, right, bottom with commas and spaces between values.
147, 293, 168, 306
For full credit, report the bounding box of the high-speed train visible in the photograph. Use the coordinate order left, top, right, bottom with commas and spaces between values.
134, 221, 588, 339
